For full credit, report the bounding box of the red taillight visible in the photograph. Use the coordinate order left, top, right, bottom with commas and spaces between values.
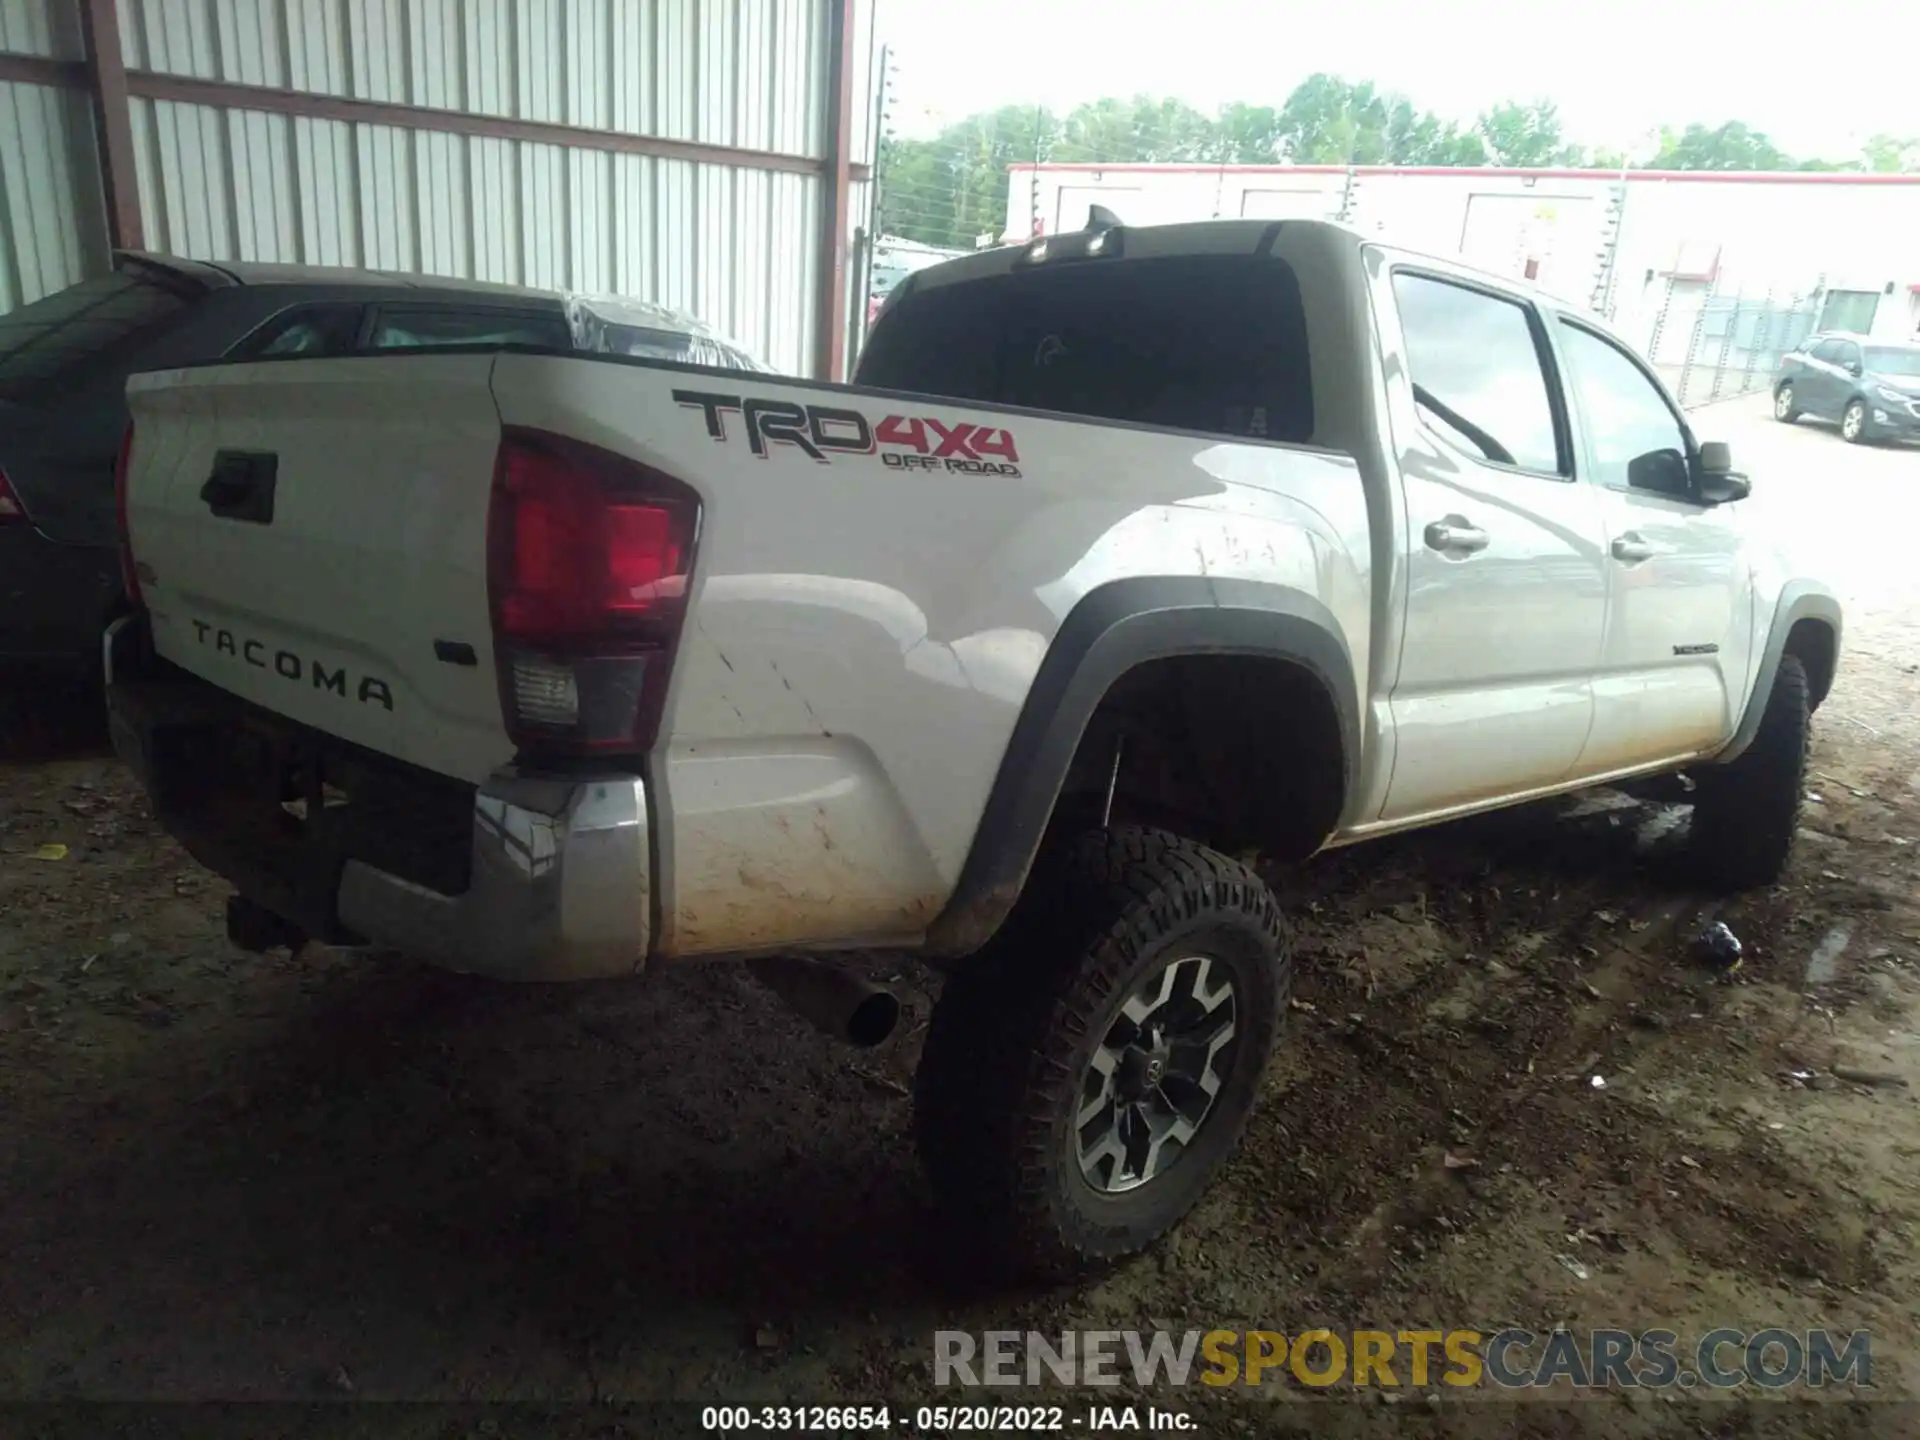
113, 423, 142, 608
486, 427, 700, 757
0, 466, 24, 523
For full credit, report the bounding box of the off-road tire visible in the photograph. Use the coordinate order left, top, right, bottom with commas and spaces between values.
913, 825, 1288, 1279
1689, 654, 1810, 892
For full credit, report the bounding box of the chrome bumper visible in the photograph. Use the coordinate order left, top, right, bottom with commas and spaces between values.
338, 772, 652, 981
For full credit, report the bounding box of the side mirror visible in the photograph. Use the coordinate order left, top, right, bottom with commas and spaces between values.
1692, 442, 1749, 504
1846, 360, 1863, 377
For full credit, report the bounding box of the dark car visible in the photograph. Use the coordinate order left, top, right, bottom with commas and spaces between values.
1772, 331, 1920, 445
0, 254, 768, 677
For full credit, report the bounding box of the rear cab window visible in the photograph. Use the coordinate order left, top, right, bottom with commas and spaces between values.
368, 307, 570, 351
855, 252, 1315, 445
0, 263, 200, 401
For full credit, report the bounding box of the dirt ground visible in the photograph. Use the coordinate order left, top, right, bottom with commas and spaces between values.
3, 399, 1918, 1438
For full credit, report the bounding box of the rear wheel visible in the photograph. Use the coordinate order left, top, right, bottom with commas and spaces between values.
1773, 383, 1800, 423
1841, 398, 1869, 444
1689, 655, 1810, 892
913, 825, 1288, 1278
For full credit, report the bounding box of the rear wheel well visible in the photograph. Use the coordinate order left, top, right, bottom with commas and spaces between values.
1050, 653, 1345, 863
1784, 618, 1837, 712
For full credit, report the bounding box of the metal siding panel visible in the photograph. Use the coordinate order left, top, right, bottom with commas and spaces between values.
656, 156, 694, 311
127, 0, 220, 78
568, 146, 611, 293
695, 160, 730, 327
735, 0, 770, 153
284, 0, 350, 96
225, 107, 297, 260
656, 0, 695, 142
357, 122, 414, 268
211, 0, 286, 87
463, 0, 512, 118
515, 0, 563, 125
567, 0, 610, 130
347, 0, 407, 102
609, 0, 653, 136
407, 0, 464, 110
413, 127, 469, 276
517, 140, 564, 287
770, 0, 809, 155
294, 114, 359, 267
0, 81, 101, 313
2, 0, 84, 57
141, 98, 234, 259
467, 133, 516, 283
699, 0, 735, 148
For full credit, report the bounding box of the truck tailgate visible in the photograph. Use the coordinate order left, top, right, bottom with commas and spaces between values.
125, 355, 511, 784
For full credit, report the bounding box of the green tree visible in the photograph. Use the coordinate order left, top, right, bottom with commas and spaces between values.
1861, 133, 1920, 172
1274, 74, 1485, 165
1649, 121, 1795, 170
876, 106, 1058, 249
1210, 102, 1284, 164
1477, 100, 1575, 167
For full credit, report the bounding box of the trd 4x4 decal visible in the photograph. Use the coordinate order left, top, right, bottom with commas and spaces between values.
674, 390, 1021, 477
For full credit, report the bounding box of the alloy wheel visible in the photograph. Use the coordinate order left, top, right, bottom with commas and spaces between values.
1075, 954, 1240, 1194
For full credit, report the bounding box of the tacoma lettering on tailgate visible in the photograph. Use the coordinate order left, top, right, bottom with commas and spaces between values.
674, 389, 1022, 477
190, 620, 395, 711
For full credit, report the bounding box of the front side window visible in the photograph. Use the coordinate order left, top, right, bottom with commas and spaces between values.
369, 308, 570, 351
1557, 322, 1692, 498
0, 267, 195, 400
1392, 272, 1564, 475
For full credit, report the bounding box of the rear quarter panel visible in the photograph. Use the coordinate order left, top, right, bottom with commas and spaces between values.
489, 353, 1373, 957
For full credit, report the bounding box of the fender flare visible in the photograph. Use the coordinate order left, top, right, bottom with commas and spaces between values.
1711, 582, 1842, 766
923, 576, 1360, 957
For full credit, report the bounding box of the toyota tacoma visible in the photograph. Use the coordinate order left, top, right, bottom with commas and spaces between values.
104, 217, 1841, 1276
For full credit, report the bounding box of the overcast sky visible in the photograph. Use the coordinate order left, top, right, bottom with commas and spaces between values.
878, 0, 1915, 162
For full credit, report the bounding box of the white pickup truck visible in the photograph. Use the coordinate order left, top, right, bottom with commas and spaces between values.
106, 217, 1840, 1277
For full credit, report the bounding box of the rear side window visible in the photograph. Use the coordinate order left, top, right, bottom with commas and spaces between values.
369, 307, 569, 351
0, 268, 195, 399
1811, 338, 1848, 364
855, 254, 1315, 444
229, 303, 365, 359
1393, 271, 1565, 476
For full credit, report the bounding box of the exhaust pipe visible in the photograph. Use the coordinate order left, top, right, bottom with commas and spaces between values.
747, 956, 901, 1048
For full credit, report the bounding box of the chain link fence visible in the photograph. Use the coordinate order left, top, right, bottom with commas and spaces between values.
1633, 274, 1822, 410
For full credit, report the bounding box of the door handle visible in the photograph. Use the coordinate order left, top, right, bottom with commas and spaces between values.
1424, 518, 1489, 555
200, 450, 278, 524
1611, 534, 1654, 563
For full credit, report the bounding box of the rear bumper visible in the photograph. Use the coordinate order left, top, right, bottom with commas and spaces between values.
335, 773, 651, 981
105, 617, 651, 981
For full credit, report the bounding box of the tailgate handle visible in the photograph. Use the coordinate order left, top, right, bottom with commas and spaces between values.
201, 450, 277, 524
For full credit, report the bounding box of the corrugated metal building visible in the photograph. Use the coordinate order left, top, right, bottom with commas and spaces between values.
1004, 162, 1920, 352
0, 0, 878, 377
